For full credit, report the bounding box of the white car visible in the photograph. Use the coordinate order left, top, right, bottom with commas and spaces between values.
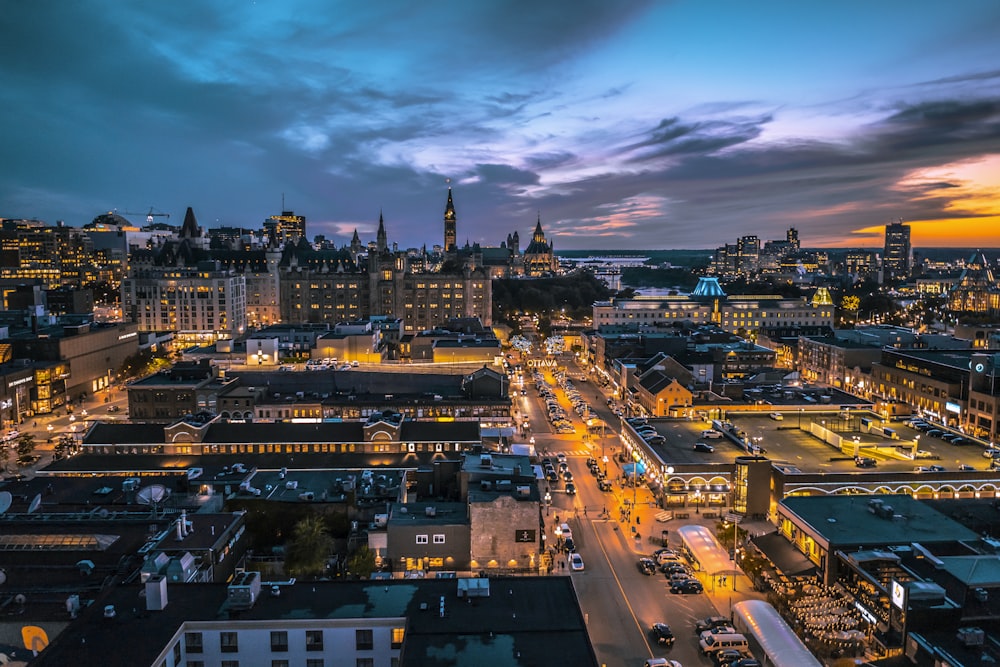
769, 412, 784, 421
643, 659, 682, 667
701, 430, 723, 439
568, 553, 585, 571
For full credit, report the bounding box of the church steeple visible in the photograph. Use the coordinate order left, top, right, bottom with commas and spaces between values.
376, 210, 388, 253
444, 186, 457, 252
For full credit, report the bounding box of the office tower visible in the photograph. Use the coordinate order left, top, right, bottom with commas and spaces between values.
883, 220, 911, 281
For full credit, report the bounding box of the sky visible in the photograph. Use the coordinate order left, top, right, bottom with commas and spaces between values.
2, 1, 1000, 251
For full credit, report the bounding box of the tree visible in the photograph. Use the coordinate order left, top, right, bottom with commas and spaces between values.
16, 433, 36, 466
283, 515, 334, 578
347, 544, 377, 579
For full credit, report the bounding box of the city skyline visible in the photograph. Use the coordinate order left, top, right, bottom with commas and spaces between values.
2, 2, 1000, 250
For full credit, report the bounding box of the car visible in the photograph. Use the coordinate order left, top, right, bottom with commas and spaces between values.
637, 558, 657, 575
107, 404, 121, 413
693, 442, 715, 453
768, 412, 784, 421
568, 553, 584, 571
645, 435, 666, 445
643, 659, 682, 667
711, 649, 749, 666
654, 549, 681, 564
598, 480, 613, 492
928, 465, 946, 472
984, 448, 1000, 459
727, 660, 762, 667
925, 429, 944, 438
562, 537, 576, 553
702, 430, 723, 439
695, 616, 733, 633
661, 562, 691, 576
562, 470, 573, 482
950, 437, 969, 446
556, 453, 567, 463
854, 456, 877, 468
565, 482, 577, 495
940, 432, 961, 442
650, 623, 675, 646
586, 457, 597, 466
959, 464, 976, 471
699, 625, 737, 638
546, 471, 559, 483
670, 579, 703, 594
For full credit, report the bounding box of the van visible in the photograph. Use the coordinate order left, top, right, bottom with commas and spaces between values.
699, 633, 749, 655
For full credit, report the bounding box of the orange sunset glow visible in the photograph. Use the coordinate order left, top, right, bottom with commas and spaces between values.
849, 155, 1000, 247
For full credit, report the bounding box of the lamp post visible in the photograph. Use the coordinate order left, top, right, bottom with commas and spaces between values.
693, 489, 702, 514
602, 455, 608, 477
544, 491, 552, 517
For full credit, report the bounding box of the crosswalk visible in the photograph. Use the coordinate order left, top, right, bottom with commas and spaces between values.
539, 448, 592, 457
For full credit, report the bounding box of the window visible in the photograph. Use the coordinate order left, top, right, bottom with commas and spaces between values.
307, 661, 324, 667
433, 534, 445, 544
306, 630, 324, 651
221, 662, 239, 667
220, 632, 238, 653
357, 660, 374, 667
185, 632, 203, 653
391, 627, 405, 648
270, 631, 288, 652
186, 662, 205, 667
271, 661, 289, 667
415, 535, 428, 545
356, 629, 373, 651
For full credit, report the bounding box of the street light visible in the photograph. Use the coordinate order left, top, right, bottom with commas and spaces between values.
544, 491, 552, 516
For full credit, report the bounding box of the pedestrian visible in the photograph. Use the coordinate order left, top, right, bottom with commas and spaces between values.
636, 515, 640, 525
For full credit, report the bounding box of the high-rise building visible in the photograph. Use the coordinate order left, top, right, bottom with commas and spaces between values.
883, 220, 911, 281
264, 210, 306, 244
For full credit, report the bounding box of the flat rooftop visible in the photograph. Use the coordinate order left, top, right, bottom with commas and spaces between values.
781, 494, 980, 547
33, 577, 597, 667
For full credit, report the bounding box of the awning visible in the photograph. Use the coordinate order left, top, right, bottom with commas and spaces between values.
751, 532, 816, 578
623, 462, 646, 476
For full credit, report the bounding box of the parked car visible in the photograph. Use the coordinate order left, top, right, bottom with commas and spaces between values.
562, 537, 576, 553
650, 623, 675, 646
854, 456, 877, 468
637, 558, 657, 575
670, 579, 704, 594
695, 616, 733, 633
568, 553, 585, 571
925, 429, 944, 438
693, 442, 715, 453
702, 430, 723, 439
643, 659, 682, 667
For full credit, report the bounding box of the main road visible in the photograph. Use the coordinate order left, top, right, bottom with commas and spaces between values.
519, 355, 730, 667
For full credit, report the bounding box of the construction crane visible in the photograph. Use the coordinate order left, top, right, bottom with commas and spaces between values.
122, 207, 171, 224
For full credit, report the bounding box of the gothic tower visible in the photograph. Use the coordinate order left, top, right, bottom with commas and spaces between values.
444, 187, 457, 252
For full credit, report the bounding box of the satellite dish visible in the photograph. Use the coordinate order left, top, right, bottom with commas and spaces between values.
136, 484, 169, 506
0, 491, 12, 515
27, 493, 42, 514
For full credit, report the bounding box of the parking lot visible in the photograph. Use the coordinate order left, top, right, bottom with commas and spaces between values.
629, 412, 995, 475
